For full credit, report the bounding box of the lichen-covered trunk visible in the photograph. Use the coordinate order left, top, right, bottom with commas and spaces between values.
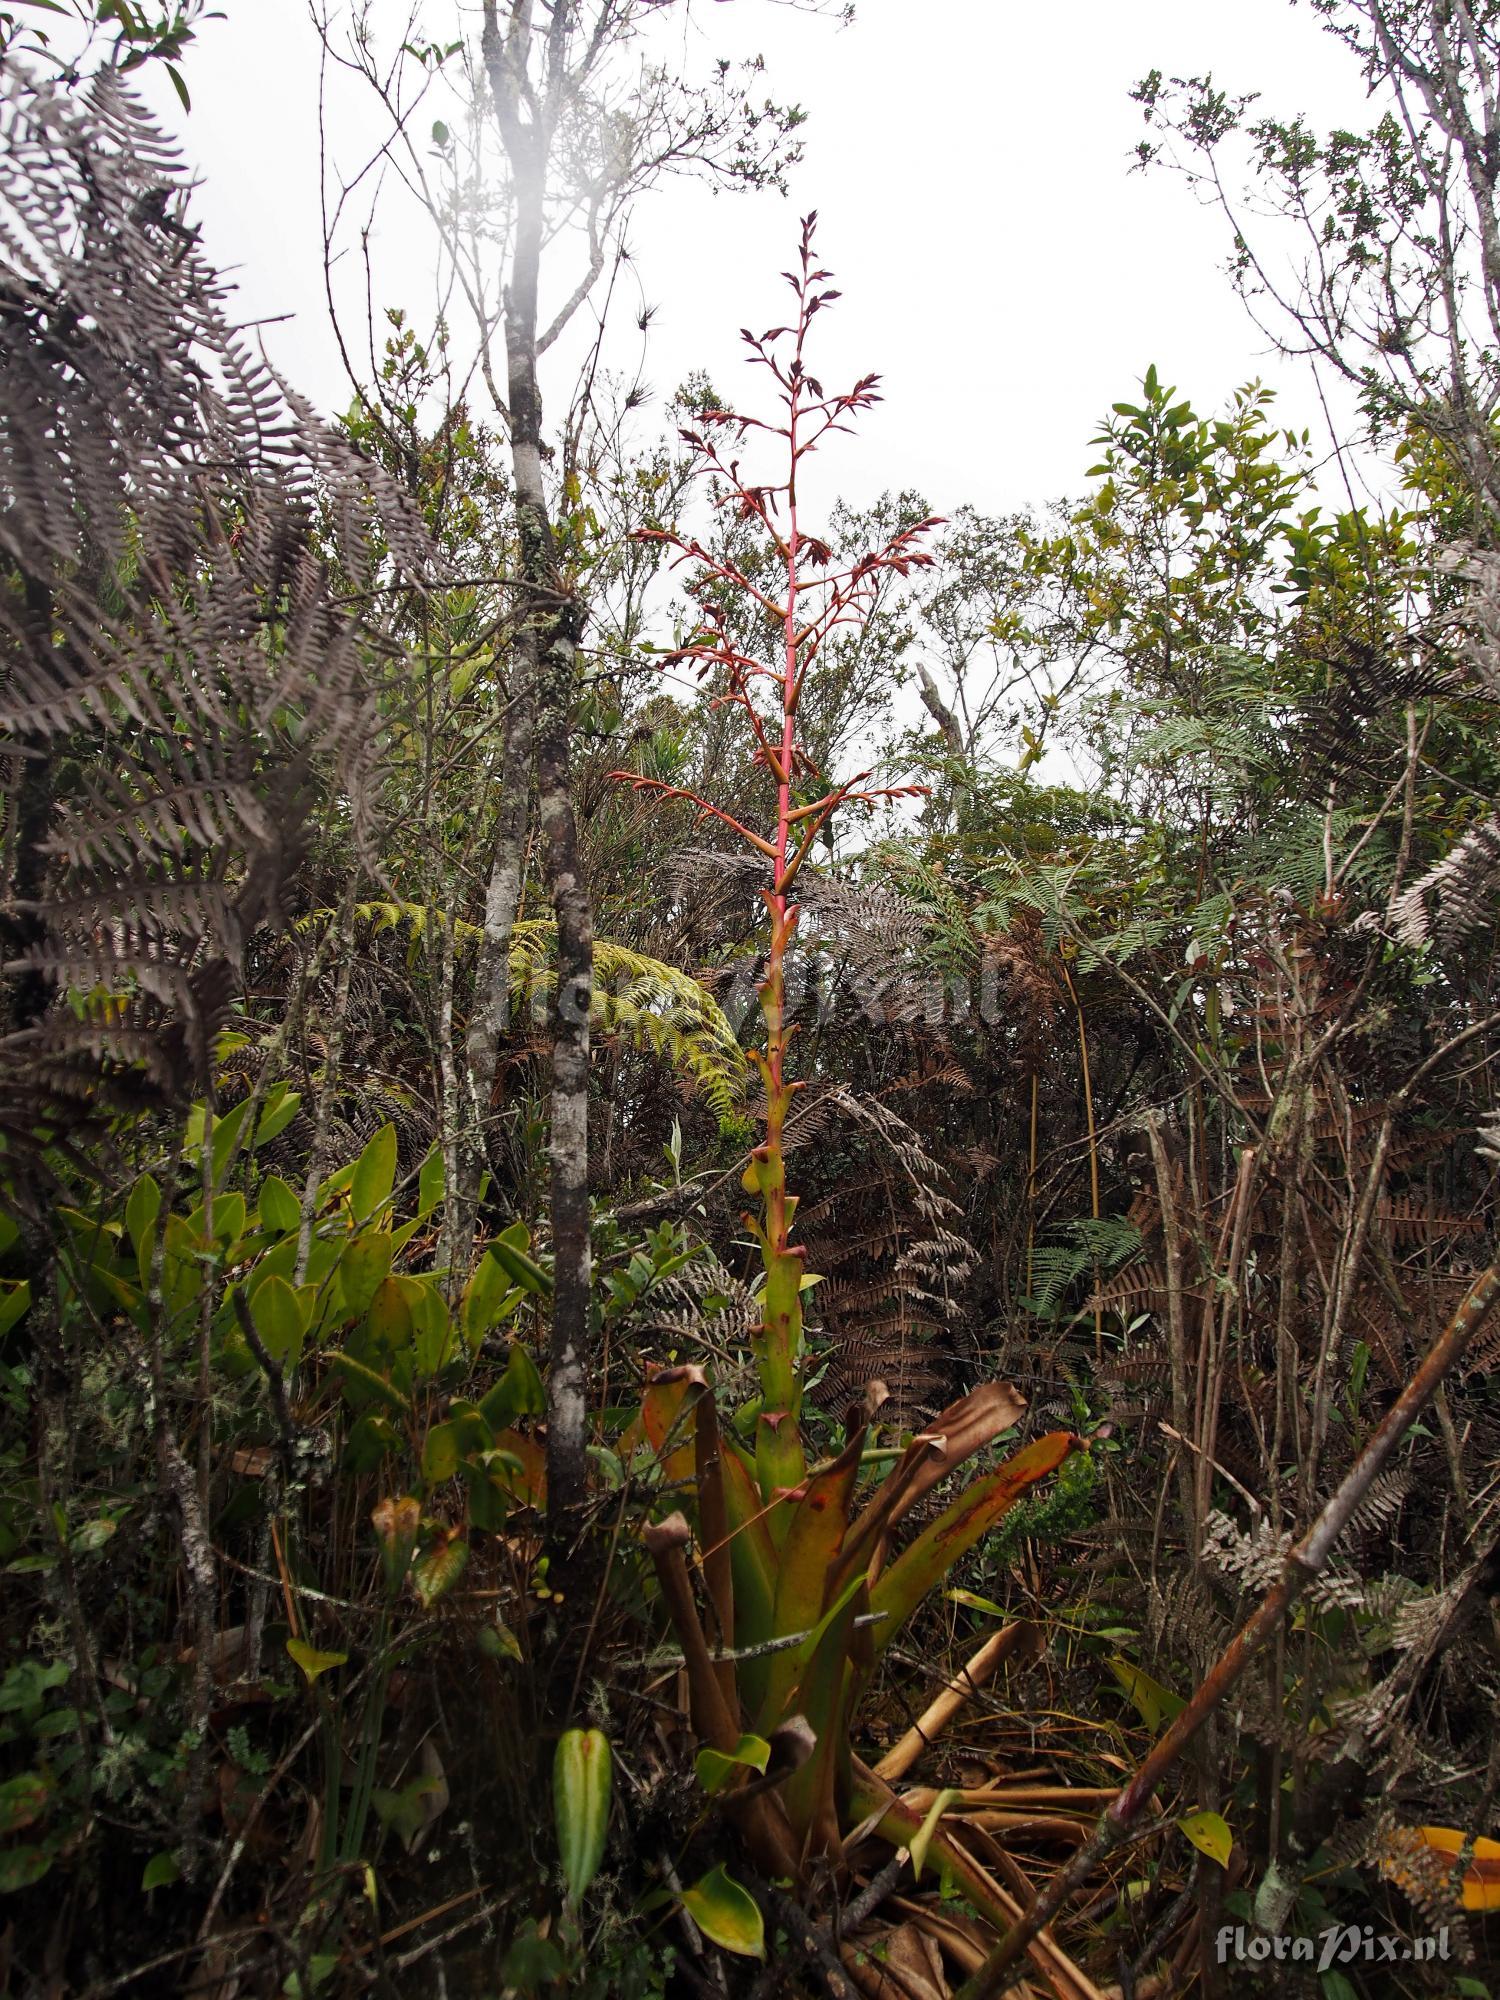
534, 618, 593, 1537
450, 674, 535, 1284
485, 0, 594, 1550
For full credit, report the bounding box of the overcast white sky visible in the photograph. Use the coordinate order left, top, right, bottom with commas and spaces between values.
138, 0, 1378, 523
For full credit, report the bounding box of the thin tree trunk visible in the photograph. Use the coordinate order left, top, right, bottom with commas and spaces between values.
534, 615, 593, 1538
451, 677, 536, 1281
483, 0, 595, 1550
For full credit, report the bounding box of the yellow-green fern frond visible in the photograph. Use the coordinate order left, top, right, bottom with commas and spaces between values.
510, 922, 747, 1130
300, 903, 747, 1127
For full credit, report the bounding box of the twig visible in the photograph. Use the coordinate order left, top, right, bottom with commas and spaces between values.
387, 1900, 501, 1975
74, 1928, 269, 1999
837, 1853, 909, 1934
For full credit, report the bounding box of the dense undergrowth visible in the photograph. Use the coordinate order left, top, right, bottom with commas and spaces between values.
4, 3, 1500, 1997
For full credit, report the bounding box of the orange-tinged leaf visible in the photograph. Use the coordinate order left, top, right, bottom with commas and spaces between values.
867, 1431, 1079, 1654
412, 1535, 468, 1608
773, 1430, 861, 1632
492, 1429, 546, 1506
840, 1380, 1027, 1586
0, 1773, 48, 1837
641, 1372, 697, 1484
367, 1276, 413, 1355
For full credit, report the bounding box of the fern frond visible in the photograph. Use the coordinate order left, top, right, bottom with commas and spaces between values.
0, 59, 429, 1159
309, 901, 749, 1124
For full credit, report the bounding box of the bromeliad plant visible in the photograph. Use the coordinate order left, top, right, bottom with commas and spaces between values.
613, 219, 1080, 1893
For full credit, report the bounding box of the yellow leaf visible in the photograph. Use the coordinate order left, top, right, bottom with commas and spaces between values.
286, 1638, 347, 1685
681, 1864, 764, 1959
1179, 1810, 1233, 1869
1107, 1656, 1186, 1733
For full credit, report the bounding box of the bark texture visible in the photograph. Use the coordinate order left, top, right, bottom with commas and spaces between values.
482, 0, 595, 1548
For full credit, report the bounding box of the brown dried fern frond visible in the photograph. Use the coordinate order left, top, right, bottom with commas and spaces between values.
0, 58, 430, 1172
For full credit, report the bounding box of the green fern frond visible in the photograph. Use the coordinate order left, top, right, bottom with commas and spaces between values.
300, 903, 748, 1126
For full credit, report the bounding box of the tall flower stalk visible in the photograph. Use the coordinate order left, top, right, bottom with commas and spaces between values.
614, 216, 937, 1508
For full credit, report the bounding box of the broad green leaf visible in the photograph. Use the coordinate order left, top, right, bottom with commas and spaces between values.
680, 1864, 764, 1958
327, 1350, 410, 1413
553, 1727, 611, 1905
342, 1413, 400, 1475
486, 1222, 552, 1297
388, 1217, 422, 1257
1179, 1810, 1232, 1868
417, 1145, 445, 1218
252, 1275, 307, 1373
501, 1933, 564, 1989
478, 1342, 545, 1426
141, 1850, 181, 1891
411, 1535, 468, 1608
695, 1733, 770, 1797
421, 1420, 461, 1486
339, 1233, 394, 1318
31, 1708, 77, 1740
460, 1453, 516, 1532
252, 1085, 301, 1147
0, 1844, 50, 1893
0, 1772, 48, 1836
367, 1276, 414, 1356
204, 1191, 246, 1247
316, 1160, 357, 1210
408, 1281, 453, 1376
124, 1175, 160, 1281
461, 1248, 523, 1348
210, 1098, 255, 1183
351, 1124, 397, 1222
257, 1174, 301, 1237
286, 1638, 347, 1684
160, 1213, 205, 1320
